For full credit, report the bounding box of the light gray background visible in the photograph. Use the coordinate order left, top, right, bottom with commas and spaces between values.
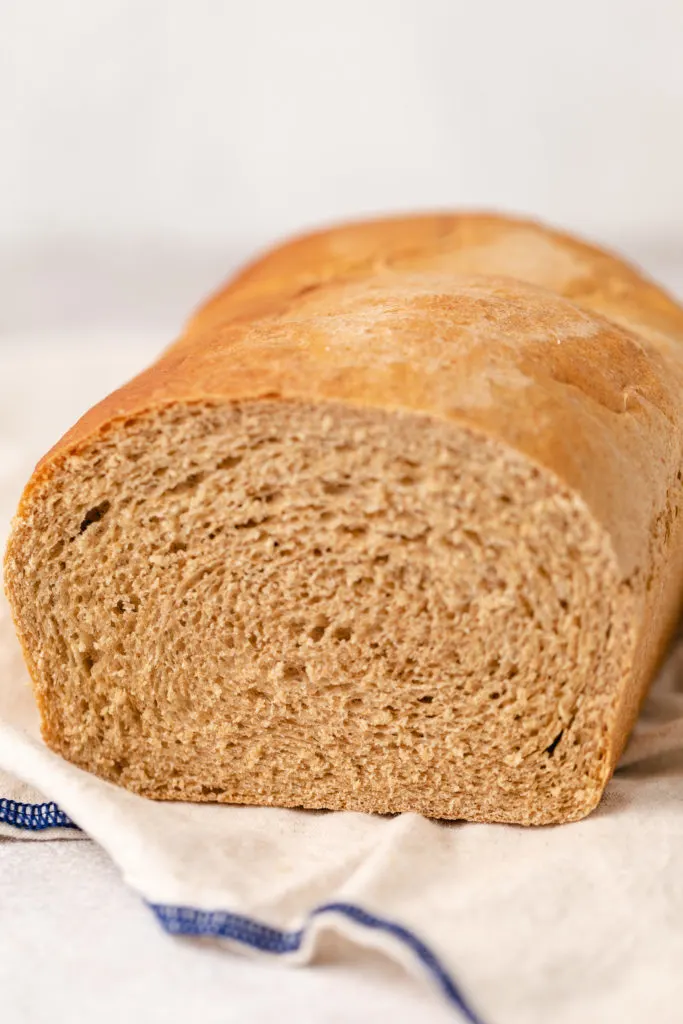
3, 0, 683, 245
2, 0, 683, 340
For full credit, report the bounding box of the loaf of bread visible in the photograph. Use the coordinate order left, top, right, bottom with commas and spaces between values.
6, 212, 683, 825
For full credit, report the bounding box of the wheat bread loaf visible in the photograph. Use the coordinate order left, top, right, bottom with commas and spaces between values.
6, 212, 683, 824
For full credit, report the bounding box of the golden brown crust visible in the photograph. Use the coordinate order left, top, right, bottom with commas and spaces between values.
24, 211, 683, 497
187, 211, 683, 348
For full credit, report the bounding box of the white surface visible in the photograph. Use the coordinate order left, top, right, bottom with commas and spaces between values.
0, 840, 449, 1024
2, 0, 683, 251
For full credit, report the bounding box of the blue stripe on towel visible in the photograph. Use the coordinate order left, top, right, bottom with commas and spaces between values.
0, 797, 79, 831
150, 900, 485, 1023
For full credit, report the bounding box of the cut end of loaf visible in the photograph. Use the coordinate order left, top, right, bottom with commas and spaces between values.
5, 401, 634, 824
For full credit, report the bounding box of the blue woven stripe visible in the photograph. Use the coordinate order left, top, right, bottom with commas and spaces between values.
0, 797, 79, 831
150, 900, 485, 1023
